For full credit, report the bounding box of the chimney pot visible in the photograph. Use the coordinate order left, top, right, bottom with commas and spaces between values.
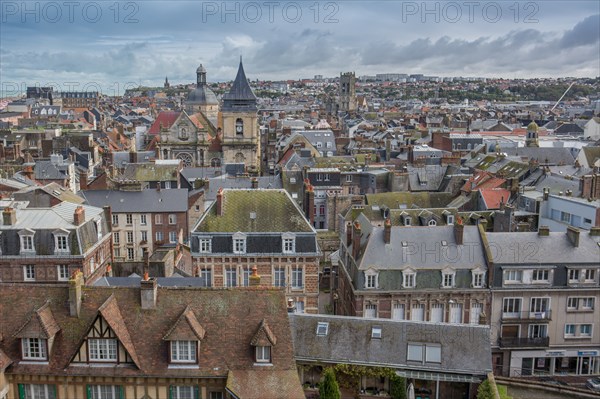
538, 226, 550, 236
249, 266, 261, 286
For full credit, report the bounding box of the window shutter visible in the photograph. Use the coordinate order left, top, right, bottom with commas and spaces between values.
169, 386, 173, 399
18, 384, 25, 399
51, 385, 57, 399
119, 385, 125, 399
86, 385, 92, 399
194, 386, 200, 399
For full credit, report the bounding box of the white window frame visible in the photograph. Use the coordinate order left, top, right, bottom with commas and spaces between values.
169, 231, 177, 244
88, 338, 118, 362
291, 266, 303, 289
364, 303, 378, 318
316, 322, 329, 336
168, 214, 177, 225
584, 269, 596, 282
170, 386, 194, 399
155, 214, 163, 225
273, 267, 285, 287
198, 267, 212, 287
282, 234, 295, 254
113, 232, 120, 245
442, 271, 455, 288
88, 385, 121, 399
199, 238, 211, 253
57, 264, 69, 281
112, 214, 118, 226
528, 324, 548, 339
364, 269, 378, 289
225, 267, 237, 287
472, 271, 485, 288
140, 231, 147, 242
22, 338, 47, 360
170, 340, 197, 363
126, 231, 134, 244
21, 384, 56, 399
126, 214, 133, 225
19, 230, 35, 254
504, 269, 523, 284
127, 248, 134, 260
140, 214, 147, 225
23, 265, 35, 281
568, 268, 580, 283
156, 231, 164, 242
502, 297, 522, 318
233, 233, 246, 254
255, 346, 271, 363
54, 232, 69, 254
565, 324, 576, 337
532, 269, 549, 282
403, 270, 416, 288
580, 324, 593, 337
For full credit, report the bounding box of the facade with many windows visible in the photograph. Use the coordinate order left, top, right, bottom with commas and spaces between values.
0, 201, 112, 284
486, 226, 600, 377
191, 189, 320, 313
0, 273, 304, 399
337, 215, 490, 325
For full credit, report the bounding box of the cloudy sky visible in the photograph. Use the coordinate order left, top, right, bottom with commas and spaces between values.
1, 1, 599, 95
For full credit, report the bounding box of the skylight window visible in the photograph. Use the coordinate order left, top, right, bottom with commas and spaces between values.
316, 322, 329, 336
371, 327, 382, 339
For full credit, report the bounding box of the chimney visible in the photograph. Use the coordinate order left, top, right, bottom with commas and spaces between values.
140, 273, 158, 310
79, 172, 88, 190
346, 222, 352, 246
454, 217, 464, 245
73, 206, 85, 225
103, 206, 112, 232
543, 187, 549, 201
251, 178, 258, 189
384, 218, 391, 244
216, 188, 224, 216
589, 227, 600, 237
2, 207, 17, 226
538, 225, 550, 236
478, 311, 488, 325
566, 226, 580, 247
22, 164, 34, 180
287, 298, 296, 313
249, 266, 261, 286
68, 270, 84, 317
306, 185, 315, 225
352, 221, 361, 259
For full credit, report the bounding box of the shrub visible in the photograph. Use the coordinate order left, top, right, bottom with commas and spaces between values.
319, 367, 341, 399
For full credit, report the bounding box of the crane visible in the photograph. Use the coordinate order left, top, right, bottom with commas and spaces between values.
550, 82, 575, 112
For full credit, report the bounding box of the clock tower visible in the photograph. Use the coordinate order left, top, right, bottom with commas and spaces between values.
221, 57, 261, 174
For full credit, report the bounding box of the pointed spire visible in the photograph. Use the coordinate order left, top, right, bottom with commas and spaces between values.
222, 56, 257, 111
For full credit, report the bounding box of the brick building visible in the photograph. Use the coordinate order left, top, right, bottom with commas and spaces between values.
0, 201, 112, 284
190, 189, 320, 313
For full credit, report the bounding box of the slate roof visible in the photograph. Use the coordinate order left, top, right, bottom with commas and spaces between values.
195, 189, 313, 233
0, 201, 103, 230
222, 59, 257, 112
289, 314, 491, 377
81, 189, 189, 213
504, 147, 575, 166
407, 165, 448, 191
357, 225, 486, 270
485, 230, 600, 264
365, 192, 455, 209
0, 284, 301, 384
203, 176, 282, 201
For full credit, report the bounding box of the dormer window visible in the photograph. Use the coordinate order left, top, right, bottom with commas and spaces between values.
316, 322, 329, 336
282, 233, 295, 254
403, 269, 416, 288
441, 268, 456, 288
22, 338, 48, 360
233, 232, 246, 254
472, 270, 485, 288
371, 327, 382, 339
170, 340, 197, 363
53, 229, 70, 254
88, 338, 117, 362
446, 214, 454, 225
364, 268, 378, 289
19, 229, 35, 254
404, 216, 411, 226
255, 346, 271, 363
428, 219, 437, 227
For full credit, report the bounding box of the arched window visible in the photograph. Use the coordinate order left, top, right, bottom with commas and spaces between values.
235, 118, 244, 135
428, 219, 437, 226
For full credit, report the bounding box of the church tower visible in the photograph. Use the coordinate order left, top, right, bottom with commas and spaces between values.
338, 72, 357, 113
220, 58, 260, 174
186, 64, 219, 123
525, 121, 539, 147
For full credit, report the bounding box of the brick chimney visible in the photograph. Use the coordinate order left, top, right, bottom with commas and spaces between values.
589, 227, 600, 237
352, 221, 361, 259
249, 266, 261, 286
103, 206, 112, 232
140, 272, 158, 310
73, 206, 85, 225
454, 217, 464, 245
538, 226, 550, 236
68, 270, 84, 317
566, 226, 580, 247
216, 188, 224, 216
251, 178, 258, 189
79, 172, 88, 190
2, 207, 16, 226
384, 218, 391, 244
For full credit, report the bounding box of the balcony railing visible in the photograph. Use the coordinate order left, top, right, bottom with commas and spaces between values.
501, 310, 552, 320
499, 337, 549, 348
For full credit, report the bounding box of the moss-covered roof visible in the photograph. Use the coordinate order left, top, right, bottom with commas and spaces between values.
196, 189, 313, 233
365, 191, 455, 209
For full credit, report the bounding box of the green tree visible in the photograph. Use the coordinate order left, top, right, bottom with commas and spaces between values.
389, 375, 407, 399
319, 368, 341, 399
476, 379, 494, 399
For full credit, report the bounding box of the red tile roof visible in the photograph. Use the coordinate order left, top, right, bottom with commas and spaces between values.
226, 369, 305, 399
12, 301, 60, 339
479, 188, 511, 210
162, 306, 206, 341
148, 111, 181, 135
